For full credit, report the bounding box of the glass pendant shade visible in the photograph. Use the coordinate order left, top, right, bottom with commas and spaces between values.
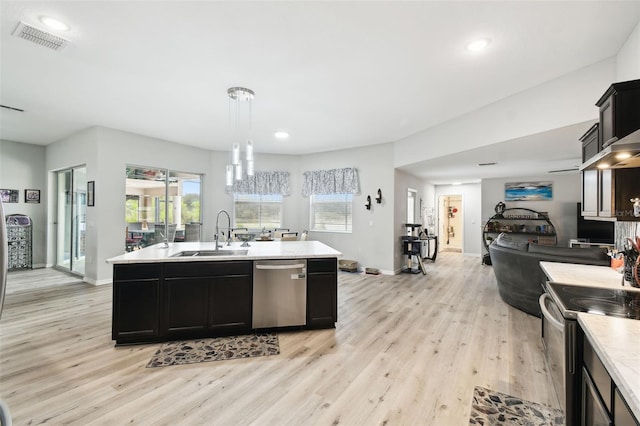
247, 160, 254, 176
232, 143, 240, 165
246, 140, 254, 162
234, 162, 242, 180
225, 164, 233, 186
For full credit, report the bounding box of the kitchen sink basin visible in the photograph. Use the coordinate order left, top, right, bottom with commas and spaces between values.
170, 250, 248, 257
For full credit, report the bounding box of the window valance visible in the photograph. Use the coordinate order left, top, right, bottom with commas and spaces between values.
225, 171, 290, 196
301, 167, 360, 197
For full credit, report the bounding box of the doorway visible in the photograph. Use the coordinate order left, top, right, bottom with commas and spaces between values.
439, 194, 463, 253
56, 166, 87, 275
407, 188, 417, 227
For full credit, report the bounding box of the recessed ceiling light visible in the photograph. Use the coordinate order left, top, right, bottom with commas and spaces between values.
39, 16, 70, 31
274, 131, 289, 140
597, 163, 610, 169
466, 38, 490, 52
615, 152, 632, 160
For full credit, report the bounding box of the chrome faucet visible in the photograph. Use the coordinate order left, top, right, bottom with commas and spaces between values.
215, 209, 232, 250
159, 232, 169, 249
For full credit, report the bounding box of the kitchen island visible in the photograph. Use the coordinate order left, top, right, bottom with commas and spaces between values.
107, 241, 341, 345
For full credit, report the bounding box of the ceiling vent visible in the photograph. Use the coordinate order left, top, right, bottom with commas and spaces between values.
477, 162, 497, 167
548, 167, 579, 174
12, 21, 69, 51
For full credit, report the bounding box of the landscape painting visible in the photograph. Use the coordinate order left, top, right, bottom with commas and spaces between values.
505, 181, 553, 201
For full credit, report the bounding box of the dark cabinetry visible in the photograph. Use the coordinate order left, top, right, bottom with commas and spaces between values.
582, 167, 640, 220
596, 80, 640, 148
112, 264, 162, 344
163, 261, 252, 337
307, 258, 337, 328
580, 330, 639, 426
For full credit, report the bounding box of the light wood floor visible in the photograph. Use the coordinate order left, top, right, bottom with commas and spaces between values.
0, 253, 559, 425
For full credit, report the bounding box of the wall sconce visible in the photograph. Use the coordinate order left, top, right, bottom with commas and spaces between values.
365, 195, 372, 210
376, 188, 382, 204
631, 197, 640, 217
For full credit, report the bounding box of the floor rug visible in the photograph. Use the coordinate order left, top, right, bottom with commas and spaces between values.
469, 386, 564, 425
146, 333, 279, 368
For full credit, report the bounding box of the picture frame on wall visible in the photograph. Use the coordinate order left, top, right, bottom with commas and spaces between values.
25, 189, 40, 203
0, 189, 19, 203
505, 181, 553, 201
87, 181, 95, 206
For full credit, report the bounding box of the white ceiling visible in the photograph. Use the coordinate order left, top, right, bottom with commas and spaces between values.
1, 1, 639, 183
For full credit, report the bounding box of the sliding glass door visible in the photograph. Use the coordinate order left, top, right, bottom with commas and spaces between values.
125, 166, 202, 251
56, 166, 87, 275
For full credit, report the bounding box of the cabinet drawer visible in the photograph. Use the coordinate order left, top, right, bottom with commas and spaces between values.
164, 261, 252, 278
583, 336, 613, 414
114, 263, 161, 281
308, 258, 337, 273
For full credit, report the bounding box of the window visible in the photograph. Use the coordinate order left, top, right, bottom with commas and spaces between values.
310, 194, 352, 232
234, 194, 283, 229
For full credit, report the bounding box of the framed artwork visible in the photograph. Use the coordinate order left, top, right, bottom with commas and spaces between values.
0, 189, 19, 203
505, 181, 553, 201
87, 181, 95, 206
25, 189, 40, 203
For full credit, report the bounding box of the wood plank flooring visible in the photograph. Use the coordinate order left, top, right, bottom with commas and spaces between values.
0, 253, 559, 425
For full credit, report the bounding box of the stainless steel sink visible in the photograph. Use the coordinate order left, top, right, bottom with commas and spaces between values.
170, 250, 248, 257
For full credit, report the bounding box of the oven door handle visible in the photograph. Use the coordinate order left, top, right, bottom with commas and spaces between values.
539, 293, 564, 331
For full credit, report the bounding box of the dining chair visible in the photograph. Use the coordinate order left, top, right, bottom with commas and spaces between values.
281, 232, 298, 241
273, 228, 290, 238
300, 230, 309, 241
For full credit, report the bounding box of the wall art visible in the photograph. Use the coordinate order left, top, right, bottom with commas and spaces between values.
505, 181, 553, 201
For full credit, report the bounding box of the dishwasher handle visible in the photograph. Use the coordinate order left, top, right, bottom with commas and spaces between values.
255, 263, 305, 270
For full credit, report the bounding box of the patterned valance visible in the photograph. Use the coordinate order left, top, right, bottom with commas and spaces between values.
301, 167, 360, 197
225, 171, 290, 196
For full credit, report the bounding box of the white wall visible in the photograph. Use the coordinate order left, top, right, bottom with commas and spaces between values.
393, 59, 616, 168
0, 140, 47, 267
434, 183, 482, 256
616, 20, 640, 81
299, 143, 396, 274
480, 173, 581, 250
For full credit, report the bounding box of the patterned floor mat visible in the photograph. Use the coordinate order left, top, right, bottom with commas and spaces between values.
146, 333, 279, 368
469, 386, 564, 425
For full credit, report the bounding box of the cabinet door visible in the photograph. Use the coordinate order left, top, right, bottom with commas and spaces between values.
582, 170, 599, 217
307, 258, 337, 328
208, 274, 252, 333
614, 388, 639, 426
599, 96, 615, 147
112, 279, 161, 343
598, 170, 613, 217
581, 367, 612, 426
614, 168, 640, 221
164, 277, 208, 336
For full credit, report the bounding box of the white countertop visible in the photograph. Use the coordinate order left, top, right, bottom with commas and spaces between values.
578, 313, 640, 420
107, 240, 342, 264
540, 261, 635, 289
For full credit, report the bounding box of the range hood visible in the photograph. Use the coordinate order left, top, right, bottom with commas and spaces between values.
580, 128, 640, 171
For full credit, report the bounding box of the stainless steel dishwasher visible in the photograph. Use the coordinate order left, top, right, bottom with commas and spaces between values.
253, 259, 307, 329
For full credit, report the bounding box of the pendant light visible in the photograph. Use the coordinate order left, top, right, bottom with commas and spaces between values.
226, 87, 255, 185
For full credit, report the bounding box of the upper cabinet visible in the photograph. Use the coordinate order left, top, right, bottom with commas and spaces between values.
595, 79, 640, 148
581, 79, 640, 221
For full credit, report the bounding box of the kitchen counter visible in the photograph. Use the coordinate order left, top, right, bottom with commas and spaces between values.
107, 240, 342, 264
540, 261, 629, 289
578, 313, 640, 420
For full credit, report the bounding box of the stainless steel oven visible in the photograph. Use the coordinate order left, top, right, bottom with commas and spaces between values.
540, 282, 640, 426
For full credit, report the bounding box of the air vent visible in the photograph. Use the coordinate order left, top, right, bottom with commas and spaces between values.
548, 167, 579, 173
12, 21, 69, 51
477, 162, 497, 167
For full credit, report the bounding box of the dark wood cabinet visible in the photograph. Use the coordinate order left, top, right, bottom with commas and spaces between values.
581, 123, 600, 163
596, 80, 640, 148
307, 258, 337, 328
208, 273, 252, 333
581, 168, 640, 220
112, 264, 161, 344
579, 327, 639, 426
112, 257, 337, 344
